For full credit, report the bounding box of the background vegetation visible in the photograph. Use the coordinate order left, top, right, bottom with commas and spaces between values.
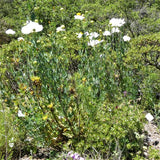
0, 0, 160, 159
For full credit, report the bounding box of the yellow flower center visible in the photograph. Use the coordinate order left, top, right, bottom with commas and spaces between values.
77, 13, 81, 16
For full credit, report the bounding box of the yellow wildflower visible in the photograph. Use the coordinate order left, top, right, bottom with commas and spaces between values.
115, 74, 119, 78
33, 61, 37, 65
30, 91, 34, 95
48, 103, 53, 108
42, 115, 48, 120
31, 76, 41, 84
82, 77, 86, 83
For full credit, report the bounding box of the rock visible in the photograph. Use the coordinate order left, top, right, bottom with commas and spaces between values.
153, 141, 159, 146
143, 151, 148, 158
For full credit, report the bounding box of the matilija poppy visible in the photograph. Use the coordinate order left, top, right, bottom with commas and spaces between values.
88, 39, 104, 47
21, 20, 43, 34
17, 37, 24, 41
89, 32, 99, 40
5, 29, 16, 35
77, 32, 83, 38
56, 25, 65, 32
103, 30, 111, 36
123, 35, 131, 41
109, 18, 125, 27
74, 13, 85, 20
18, 110, 25, 117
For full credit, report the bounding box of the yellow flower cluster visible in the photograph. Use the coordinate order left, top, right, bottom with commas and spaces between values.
31, 76, 40, 82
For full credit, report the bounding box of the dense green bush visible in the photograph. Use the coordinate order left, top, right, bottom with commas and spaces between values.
125, 32, 160, 109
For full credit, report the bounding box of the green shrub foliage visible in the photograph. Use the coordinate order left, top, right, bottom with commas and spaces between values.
0, 0, 160, 159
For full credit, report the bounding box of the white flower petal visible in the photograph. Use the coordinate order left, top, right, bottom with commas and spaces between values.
5, 29, 16, 35
123, 35, 131, 41
18, 37, 24, 41
56, 25, 65, 32
74, 15, 85, 20
18, 110, 25, 117
89, 32, 99, 40
77, 32, 83, 38
9, 143, 14, 148
88, 39, 104, 47
84, 32, 89, 36
109, 18, 125, 27
111, 27, 120, 33
21, 21, 43, 34
103, 30, 111, 36
145, 113, 154, 122
67, 151, 73, 156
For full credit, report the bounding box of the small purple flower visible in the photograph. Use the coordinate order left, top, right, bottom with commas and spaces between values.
72, 153, 80, 159
67, 151, 85, 160
123, 91, 127, 97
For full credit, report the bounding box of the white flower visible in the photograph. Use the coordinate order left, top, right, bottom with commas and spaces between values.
111, 27, 120, 33
18, 110, 25, 117
100, 54, 104, 58
123, 35, 131, 41
24, 20, 30, 25
21, 20, 43, 34
74, 15, 85, 20
5, 29, 16, 35
25, 137, 33, 142
58, 116, 64, 119
77, 32, 83, 38
88, 39, 104, 47
9, 143, 14, 148
145, 113, 154, 122
89, 32, 99, 40
18, 37, 24, 41
68, 151, 74, 156
84, 31, 89, 36
56, 25, 65, 32
103, 30, 111, 36
60, 7, 64, 10
109, 18, 125, 27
